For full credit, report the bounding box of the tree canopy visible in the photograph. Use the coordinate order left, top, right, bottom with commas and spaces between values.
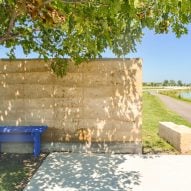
0, 0, 191, 76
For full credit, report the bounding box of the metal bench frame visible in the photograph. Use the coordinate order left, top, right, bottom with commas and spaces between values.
0, 126, 47, 157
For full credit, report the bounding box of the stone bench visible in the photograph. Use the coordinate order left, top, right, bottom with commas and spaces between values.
159, 122, 191, 153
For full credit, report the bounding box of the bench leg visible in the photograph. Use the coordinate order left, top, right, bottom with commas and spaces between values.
33, 133, 41, 157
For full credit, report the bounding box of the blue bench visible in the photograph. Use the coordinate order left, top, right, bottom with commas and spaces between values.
0, 126, 48, 157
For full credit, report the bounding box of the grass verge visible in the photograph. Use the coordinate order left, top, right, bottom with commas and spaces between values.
159, 89, 191, 103
143, 92, 191, 154
0, 153, 48, 191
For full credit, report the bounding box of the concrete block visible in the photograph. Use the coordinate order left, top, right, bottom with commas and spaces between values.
74, 119, 140, 142
0, 60, 24, 73
0, 85, 24, 99
22, 120, 55, 127
42, 127, 78, 142
159, 122, 191, 153
41, 142, 142, 154
24, 72, 56, 84
0, 73, 25, 84
65, 62, 82, 73
83, 73, 112, 87
59, 120, 80, 131
113, 121, 141, 142
23, 60, 50, 72
24, 108, 54, 122
113, 85, 141, 97
84, 87, 113, 98
0, 99, 25, 110
54, 107, 82, 120
89, 124, 138, 142
0, 119, 25, 126
112, 108, 141, 122
25, 98, 54, 109
53, 86, 83, 98
80, 60, 107, 73
54, 73, 83, 86
83, 98, 114, 119
0, 110, 25, 125
24, 84, 54, 98
54, 98, 83, 108
112, 97, 141, 122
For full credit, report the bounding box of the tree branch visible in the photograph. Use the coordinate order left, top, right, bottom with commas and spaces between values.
0, 6, 18, 44
44, 0, 108, 6
7, 9, 17, 35
0, 33, 19, 43
44, 0, 88, 4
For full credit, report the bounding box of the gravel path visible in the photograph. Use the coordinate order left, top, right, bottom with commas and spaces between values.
156, 94, 191, 123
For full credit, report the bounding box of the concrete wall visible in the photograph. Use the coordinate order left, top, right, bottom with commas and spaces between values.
0, 59, 142, 153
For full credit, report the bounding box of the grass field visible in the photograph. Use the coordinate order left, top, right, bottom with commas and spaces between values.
143, 92, 191, 154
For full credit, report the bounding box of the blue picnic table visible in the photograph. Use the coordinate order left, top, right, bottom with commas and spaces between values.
0, 126, 48, 157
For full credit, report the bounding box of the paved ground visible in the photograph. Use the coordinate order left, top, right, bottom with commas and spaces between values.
24, 153, 191, 191
157, 94, 191, 123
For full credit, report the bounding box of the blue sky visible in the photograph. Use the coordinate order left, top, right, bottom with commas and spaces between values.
1, 28, 191, 83
132, 29, 191, 83
103, 28, 191, 83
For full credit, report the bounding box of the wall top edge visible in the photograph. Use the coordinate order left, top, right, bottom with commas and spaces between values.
0, 58, 142, 61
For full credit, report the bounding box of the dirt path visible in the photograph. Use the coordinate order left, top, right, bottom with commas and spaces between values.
156, 93, 191, 123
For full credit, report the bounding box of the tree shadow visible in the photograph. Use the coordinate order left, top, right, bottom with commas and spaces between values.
25, 153, 142, 191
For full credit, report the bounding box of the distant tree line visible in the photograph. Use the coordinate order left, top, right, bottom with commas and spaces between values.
143, 80, 191, 87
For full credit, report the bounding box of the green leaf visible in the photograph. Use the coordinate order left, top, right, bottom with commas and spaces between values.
0, 0, 191, 76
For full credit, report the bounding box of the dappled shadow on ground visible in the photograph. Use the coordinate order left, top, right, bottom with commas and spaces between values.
25, 153, 146, 191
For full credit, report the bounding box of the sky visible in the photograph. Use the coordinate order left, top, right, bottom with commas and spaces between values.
1, 28, 191, 83
102, 28, 191, 83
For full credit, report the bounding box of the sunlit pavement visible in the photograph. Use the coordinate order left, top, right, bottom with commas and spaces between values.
24, 153, 191, 191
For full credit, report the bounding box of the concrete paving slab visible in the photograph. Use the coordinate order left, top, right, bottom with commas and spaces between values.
24, 153, 191, 191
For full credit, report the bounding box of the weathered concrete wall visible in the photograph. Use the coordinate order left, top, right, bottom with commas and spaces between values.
0, 58, 142, 153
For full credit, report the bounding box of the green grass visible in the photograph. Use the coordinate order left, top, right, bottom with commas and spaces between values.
143, 92, 191, 154
0, 154, 47, 191
0, 160, 27, 191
